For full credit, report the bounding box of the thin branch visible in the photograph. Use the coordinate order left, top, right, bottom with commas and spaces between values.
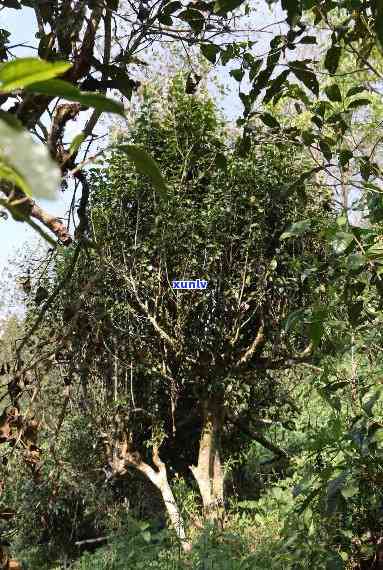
227, 414, 289, 459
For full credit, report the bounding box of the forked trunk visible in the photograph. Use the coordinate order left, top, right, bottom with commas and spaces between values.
108, 436, 192, 553
190, 399, 225, 527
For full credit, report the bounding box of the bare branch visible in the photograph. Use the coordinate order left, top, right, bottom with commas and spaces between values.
234, 322, 265, 368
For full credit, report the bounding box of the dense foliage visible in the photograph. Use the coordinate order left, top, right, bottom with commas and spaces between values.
2, 78, 382, 570
3, 1, 383, 569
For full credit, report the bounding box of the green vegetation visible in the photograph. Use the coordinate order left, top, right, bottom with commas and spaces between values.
2, 0, 383, 568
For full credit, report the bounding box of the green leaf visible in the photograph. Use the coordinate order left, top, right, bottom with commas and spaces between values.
215, 153, 227, 170
263, 69, 290, 104
117, 145, 168, 196
331, 232, 354, 255
200, 44, 220, 64
106, 0, 119, 9
366, 241, 383, 259
178, 9, 204, 33
339, 148, 353, 168
346, 85, 367, 97
326, 472, 347, 515
311, 115, 323, 129
324, 45, 341, 75
0, 161, 31, 197
325, 552, 345, 570
348, 300, 364, 326
0, 119, 60, 199
309, 318, 324, 346
0, 58, 71, 92
347, 254, 366, 271
360, 160, 372, 181
259, 113, 280, 128
158, 12, 173, 25
1, 0, 21, 8
214, 0, 245, 15
282, 0, 301, 26
69, 133, 86, 155
237, 500, 259, 509
230, 68, 244, 82
161, 0, 181, 16
313, 100, 330, 117
362, 387, 382, 416
325, 84, 342, 102
368, 193, 383, 222
24, 79, 125, 116
322, 381, 349, 394
0, 109, 23, 131
302, 130, 315, 146
319, 140, 332, 161
285, 308, 306, 331
280, 219, 311, 240
249, 58, 263, 82
340, 482, 358, 499
347, 98, 371, 109
291, 66, 319, 97
299, 36, 317, 44
370, 428, 383, 444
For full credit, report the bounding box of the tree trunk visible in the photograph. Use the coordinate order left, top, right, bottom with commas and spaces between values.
190, 399, 225, 527
108, 437, 192, 553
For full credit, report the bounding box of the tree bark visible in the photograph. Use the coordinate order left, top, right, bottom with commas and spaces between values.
189, 399, 225, 527
109, 437, 192, 553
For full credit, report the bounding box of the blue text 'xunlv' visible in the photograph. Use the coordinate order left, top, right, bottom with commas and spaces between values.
172, 279, 208, 290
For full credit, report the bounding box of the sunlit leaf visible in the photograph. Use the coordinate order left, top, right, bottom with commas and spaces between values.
331, 232, 354, 255
24, 79, 125, 116
347, 254, 365, 271
0, 161, 31, 197
0, 119, 60, 199
370, 428, 383, 444
0, 58, 71, 92
366, 241, 383, 259
117, 144, 168, 195
340, 482, 358, 499
69, 133, 86, 155
280, 219, 311, 240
